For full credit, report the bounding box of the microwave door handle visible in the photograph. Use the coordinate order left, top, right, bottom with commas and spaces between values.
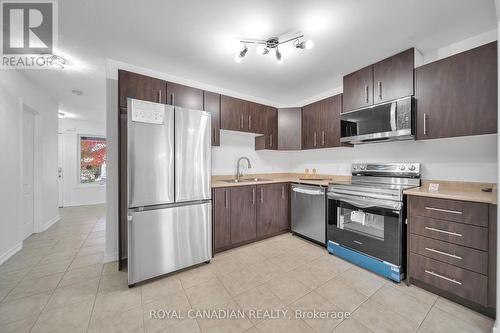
390, 102, 397, 131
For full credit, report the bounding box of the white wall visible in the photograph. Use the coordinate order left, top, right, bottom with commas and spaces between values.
213, 132, 497, 182
59, 118, 106, 207
0, 70, 59, 264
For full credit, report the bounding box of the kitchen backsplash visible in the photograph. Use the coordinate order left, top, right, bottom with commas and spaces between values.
212, 131, 498, 183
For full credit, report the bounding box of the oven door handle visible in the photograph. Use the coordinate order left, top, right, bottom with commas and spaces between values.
327, 193, 402, 211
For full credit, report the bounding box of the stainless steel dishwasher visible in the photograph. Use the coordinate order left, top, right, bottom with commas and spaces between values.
291, 183, 326, 245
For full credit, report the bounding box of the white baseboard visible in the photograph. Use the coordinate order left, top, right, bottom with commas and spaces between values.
43, 215, 60, 231
0, 242, 22, 266
103, 251, 118, 263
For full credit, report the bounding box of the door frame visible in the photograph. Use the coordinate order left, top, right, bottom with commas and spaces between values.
20, 102, 43, 236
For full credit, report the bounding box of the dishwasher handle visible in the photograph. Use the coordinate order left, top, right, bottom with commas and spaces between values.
292, 187, 325, 196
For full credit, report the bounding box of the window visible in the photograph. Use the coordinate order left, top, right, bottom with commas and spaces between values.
79, 136, 106, 184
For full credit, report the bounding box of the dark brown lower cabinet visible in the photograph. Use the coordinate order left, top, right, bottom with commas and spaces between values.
407, 195, 496, 317
213, 188, 231, 252
213, 184, 290, 253
230, 186, 257, 246
257, 183, 289, 238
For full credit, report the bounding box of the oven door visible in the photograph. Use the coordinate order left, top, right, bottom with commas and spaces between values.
327, 193, 403, 266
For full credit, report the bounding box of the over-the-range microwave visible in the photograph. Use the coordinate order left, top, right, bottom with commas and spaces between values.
340, 96, 415, 145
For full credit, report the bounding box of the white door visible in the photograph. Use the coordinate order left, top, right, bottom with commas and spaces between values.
22, 110, 35, 240
58, 133, 64, 207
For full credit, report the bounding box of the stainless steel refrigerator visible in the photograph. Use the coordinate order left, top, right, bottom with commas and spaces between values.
127, 98, 212, 286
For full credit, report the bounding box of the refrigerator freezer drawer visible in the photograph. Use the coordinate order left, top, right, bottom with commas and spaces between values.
128, 202, 212, 285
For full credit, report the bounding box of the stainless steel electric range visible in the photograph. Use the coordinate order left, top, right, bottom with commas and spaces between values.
326, 162, 421, 282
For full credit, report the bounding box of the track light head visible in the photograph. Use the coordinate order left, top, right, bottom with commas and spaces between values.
235, 45, 248, 63
275, 48, 283, 64
256, 45, 269, 55
295, 39, 314, 50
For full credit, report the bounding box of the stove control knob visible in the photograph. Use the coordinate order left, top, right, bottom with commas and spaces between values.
399, 165, 406, 171
353, 165, 358, 170
408, 165, 416, 171
360, 165, 366, 170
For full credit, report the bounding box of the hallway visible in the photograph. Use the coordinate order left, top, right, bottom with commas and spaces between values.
0, 205, 107, 332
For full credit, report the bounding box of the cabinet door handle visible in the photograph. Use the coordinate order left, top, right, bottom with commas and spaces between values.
224, 190, 229, 209
425, 226, 462, 237
213, 127, 216, 143
260, 188, 264, 204
252, 188, 255, 205
322, 131, 326, 146
281, 185, 284, 199
425, 247, 462, 260
425, 207, 462, 215
269, 134, 273, 148
170, 93, 174, 106
313, 132, 317, 147
240, 114, 244, 129
248, 115, 252, 130
423, 113, 427, 135
158, 90, 162, 103
425, 270, 462, 285
365, 85, 369, 103
378, 81, 382, 100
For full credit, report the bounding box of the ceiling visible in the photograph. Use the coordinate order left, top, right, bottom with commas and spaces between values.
22, 0, 497, 123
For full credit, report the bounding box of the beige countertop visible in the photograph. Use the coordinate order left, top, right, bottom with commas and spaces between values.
212, 173, 350, 188
404, 180, 497, 204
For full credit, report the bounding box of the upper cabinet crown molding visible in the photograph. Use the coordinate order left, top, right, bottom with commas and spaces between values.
342, 48, 415, 113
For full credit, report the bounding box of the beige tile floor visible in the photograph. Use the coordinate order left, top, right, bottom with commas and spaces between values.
0, 204, 495, 333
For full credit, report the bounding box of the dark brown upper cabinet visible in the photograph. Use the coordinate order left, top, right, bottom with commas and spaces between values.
204, 91, 221, 146
416, 42, 497, 140
343, 48, 415, 112
302, 94, 344, 149
248, 102, 266, 134
278, 108, 302, 150
221, 95, 248, 132
255, 106, 278, 150
166, 82, 203, 110
118, 70, 166, 108
230, 186, 257, 246
302, 102, 320, 149
213, 188, 231, 252
321, 94, 343, 148
373, 48, 414, 104
265, 106, 278, 150
342, 65, 373, 112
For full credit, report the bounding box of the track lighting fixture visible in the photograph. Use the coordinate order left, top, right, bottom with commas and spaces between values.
234, 33, 313, 64
234, 44, 248, 63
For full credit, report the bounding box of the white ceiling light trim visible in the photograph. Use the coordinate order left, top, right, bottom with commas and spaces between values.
235, 34, 313, 64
